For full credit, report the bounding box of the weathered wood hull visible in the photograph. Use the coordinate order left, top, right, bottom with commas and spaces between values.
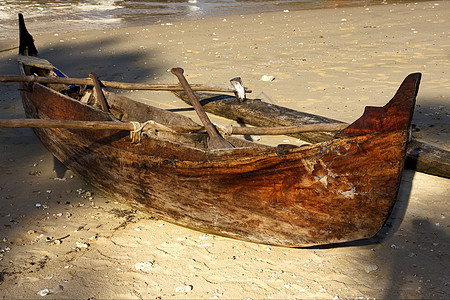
16, 14, 421, 246
18, 74, 420, 247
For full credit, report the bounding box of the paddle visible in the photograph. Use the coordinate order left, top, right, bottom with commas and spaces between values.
170, 67, 234, 150
0, 75, 250, 93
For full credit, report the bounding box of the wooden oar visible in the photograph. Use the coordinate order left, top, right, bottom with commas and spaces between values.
0, 75, 250, 93
170, 67, 234, 150
0, 119, 347, 135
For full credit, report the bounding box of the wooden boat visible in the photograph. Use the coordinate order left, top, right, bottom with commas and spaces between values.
16, 14, 421, 247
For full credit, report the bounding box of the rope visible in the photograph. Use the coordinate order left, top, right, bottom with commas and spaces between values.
130, 121, 143, 143
129, 120, 176, 143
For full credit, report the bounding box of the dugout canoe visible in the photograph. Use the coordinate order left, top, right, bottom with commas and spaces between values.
15, 14, 421, 247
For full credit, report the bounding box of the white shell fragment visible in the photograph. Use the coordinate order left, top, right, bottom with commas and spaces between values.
176, 284, 193, 292
37, 285, 63, 296
261, 75, 275, 82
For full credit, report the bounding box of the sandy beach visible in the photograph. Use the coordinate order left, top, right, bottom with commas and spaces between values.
0, 1, 449, 299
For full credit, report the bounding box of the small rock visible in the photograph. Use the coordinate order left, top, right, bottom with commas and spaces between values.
134, 261, 153, 273
365, 264, 379, 273
51, 239, 62, 245
75, 241, 89, 249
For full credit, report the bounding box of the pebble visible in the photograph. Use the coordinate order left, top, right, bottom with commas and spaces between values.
75, 242, 89, 249
365, 264, 379, 273
134, 261, 154, 273
51, 239, 62, 245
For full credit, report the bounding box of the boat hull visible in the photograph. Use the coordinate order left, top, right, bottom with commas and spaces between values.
19, 79, 416, 247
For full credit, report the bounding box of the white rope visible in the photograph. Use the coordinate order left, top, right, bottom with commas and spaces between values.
130, 121, 143, 143
129, 120, 176, 143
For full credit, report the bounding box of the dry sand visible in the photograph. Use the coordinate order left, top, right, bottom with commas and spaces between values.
0, 1, 449, 299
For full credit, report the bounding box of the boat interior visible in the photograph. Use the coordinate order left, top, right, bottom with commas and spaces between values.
18, 55, 272, 151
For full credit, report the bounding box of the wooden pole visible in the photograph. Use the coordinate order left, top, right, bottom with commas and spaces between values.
230, 123, 348, 135
0, 75, 250, 93
0, 119, 347, 135
0, 119, 134, 130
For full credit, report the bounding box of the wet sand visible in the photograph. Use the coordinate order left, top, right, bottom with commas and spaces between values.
0, 1, 449, 299
0, 1, 434, 40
